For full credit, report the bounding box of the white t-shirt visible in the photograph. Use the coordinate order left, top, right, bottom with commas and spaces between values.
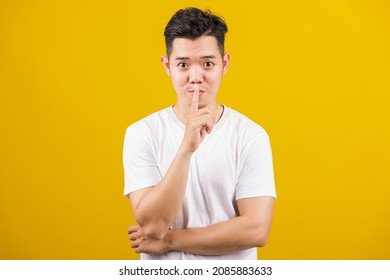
123, 105, 276, 260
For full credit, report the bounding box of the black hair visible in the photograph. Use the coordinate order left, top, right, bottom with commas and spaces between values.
164, 7, 228, 57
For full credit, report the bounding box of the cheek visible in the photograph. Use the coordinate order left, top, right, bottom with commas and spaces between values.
170, 71, 187, 85
170, 73, 187, 94
208, 73, 223, 88
171, 75, 184, 85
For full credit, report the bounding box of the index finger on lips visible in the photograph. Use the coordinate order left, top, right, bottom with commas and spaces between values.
190, 85, 199, 113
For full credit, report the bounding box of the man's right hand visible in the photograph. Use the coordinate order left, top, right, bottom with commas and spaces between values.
180, 86, 215, 153
128, 225, 170, 254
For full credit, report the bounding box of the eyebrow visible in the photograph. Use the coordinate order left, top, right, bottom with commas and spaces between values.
175, 55, 217, 61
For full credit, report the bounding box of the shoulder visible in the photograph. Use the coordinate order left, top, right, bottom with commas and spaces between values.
224, 106, 269, 140
125, 107, 171, 136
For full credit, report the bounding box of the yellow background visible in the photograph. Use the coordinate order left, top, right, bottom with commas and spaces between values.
1, 0, 389, 259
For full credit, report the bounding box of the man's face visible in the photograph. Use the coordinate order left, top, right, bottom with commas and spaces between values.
161, 36, 230, 109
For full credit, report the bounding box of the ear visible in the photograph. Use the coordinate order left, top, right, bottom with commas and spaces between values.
222, 53, 230, 75
160, 56, 170, 76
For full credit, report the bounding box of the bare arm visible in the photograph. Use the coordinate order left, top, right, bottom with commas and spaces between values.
129, 87, 215, 239
129, 196, 275, 255
129, 148, 191, 239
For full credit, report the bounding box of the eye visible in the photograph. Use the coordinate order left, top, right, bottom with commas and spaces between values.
203, 61, 214, 68
178, 62, 188, 68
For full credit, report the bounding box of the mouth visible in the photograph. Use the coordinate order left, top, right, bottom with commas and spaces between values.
188, 89, 206, 96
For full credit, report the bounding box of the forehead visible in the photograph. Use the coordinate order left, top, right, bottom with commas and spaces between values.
170, 36, 220, 59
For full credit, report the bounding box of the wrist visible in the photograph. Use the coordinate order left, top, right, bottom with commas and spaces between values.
177, 144, 194, 157
164, 229, 177, 252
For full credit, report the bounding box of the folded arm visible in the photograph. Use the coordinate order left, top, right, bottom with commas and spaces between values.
129, 196, 275, 255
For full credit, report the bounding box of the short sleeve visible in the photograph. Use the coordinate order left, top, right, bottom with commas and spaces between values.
235, 132, 276, 200
122, 123, 162, 197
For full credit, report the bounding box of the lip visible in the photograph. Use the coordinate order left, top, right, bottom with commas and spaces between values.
188, 91, 205, 97
188, 89, 206, 95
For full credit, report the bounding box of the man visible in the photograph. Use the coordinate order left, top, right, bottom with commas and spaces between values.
123, 7, 276, 260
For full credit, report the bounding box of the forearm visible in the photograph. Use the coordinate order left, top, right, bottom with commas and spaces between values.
165, 216, 269, 255
129, 197, 275, 255
133, 146, 192, 238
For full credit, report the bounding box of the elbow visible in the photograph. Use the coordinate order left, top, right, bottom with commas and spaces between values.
255, 234, 269, 247
140, 221, 170, 240
251, 226, 270, 248
143, 227, 165, 240
134, 211, 171, 240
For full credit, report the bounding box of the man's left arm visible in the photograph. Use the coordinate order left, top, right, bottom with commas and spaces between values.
129, 196, 274, 255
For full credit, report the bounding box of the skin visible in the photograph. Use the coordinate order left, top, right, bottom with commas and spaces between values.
128, 35, 275, 255
161, 36, 229, 124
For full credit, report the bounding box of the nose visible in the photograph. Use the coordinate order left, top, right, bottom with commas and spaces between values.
188, 65, 204, 84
